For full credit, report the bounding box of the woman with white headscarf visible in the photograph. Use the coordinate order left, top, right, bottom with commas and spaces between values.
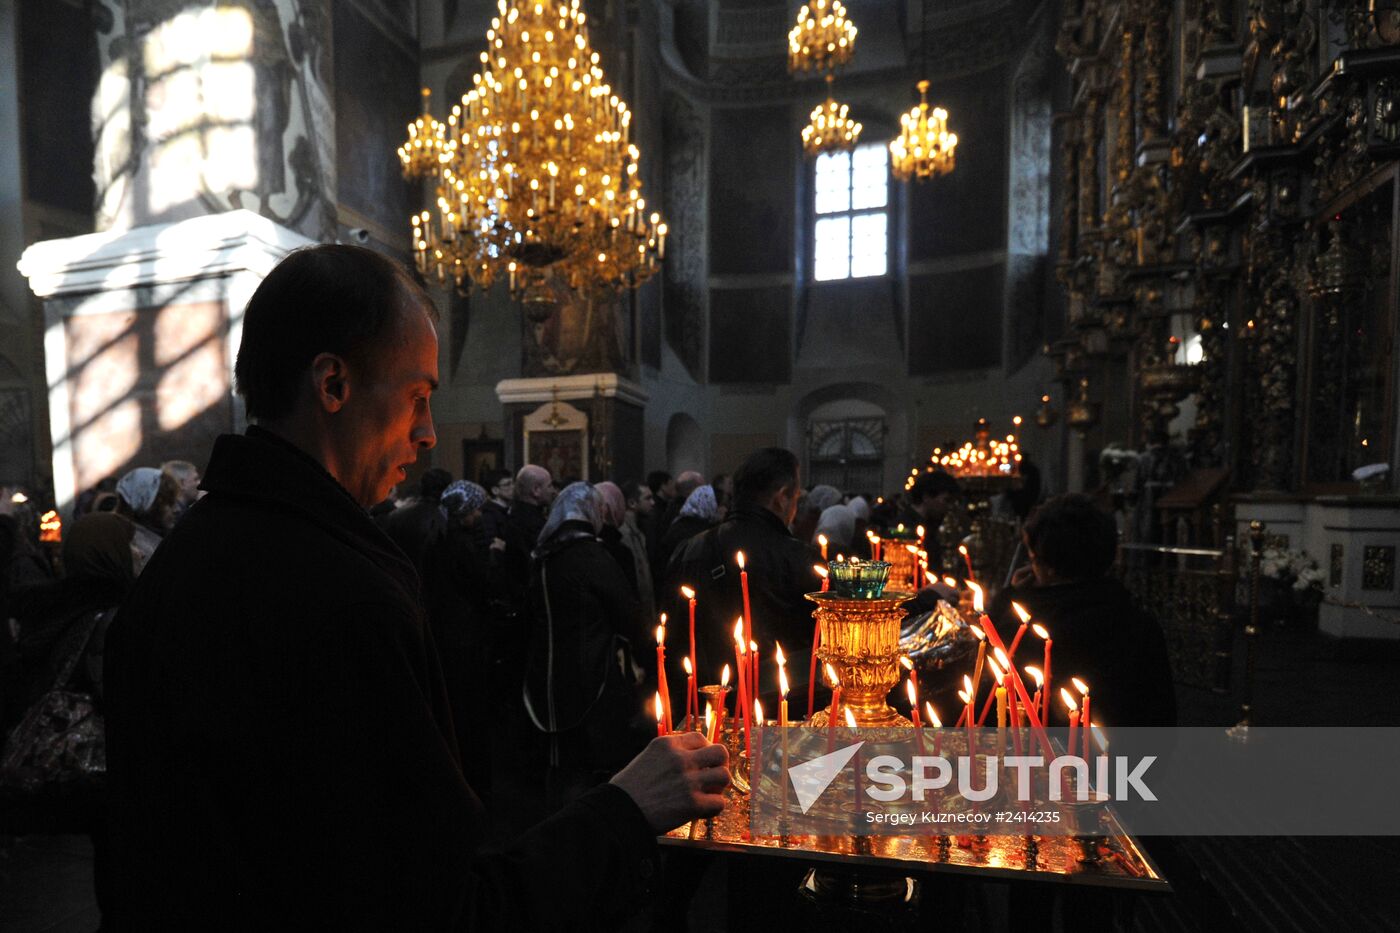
115, 467, 178, 575
658, 484, 719, 582
813, 503, 857, 555
523, 482, 647, 803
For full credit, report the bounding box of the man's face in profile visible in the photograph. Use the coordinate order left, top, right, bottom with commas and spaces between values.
338, 306, 439, 507
633, 486, 655, 516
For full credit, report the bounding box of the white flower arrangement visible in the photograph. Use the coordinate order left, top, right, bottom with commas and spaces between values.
1259, 547, 1327, 593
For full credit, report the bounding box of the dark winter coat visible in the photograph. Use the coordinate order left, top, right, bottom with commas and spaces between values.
103, 427, 656, 931
988, 578, 1177, 727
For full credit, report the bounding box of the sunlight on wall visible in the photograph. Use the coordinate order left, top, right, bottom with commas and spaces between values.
155, 301, 226, 431
66, 309, 142, 490
94, 56, 132, 227
142, 7, 257, 217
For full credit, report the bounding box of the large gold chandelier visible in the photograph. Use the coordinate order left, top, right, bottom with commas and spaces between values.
400, 0, 665, 298
787, 0, 857, 74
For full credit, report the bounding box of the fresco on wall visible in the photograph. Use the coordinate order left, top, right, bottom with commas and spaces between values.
521, 277, 629, 377
662, 91, 706, 379
92, 0, 336, 240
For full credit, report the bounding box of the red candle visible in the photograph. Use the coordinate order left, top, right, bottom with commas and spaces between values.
1034, 623, 1052, 724
732, 619, 749, 741
681, 585, 698, 729
817, 534, 828, 561
926, 702, 942, 757
1073, 677, 1091, 759
958, 544, 974, 580
906, 678, 924, 756
655, 622, 672, 733
1062, 687, 1080, 754
807, 617, 822, 719
683, 656, 696, 730
750, 639, 759, 715
1007, 679, 1023, 757
654, 691, 665, 737
899, 655, 918, 699
968, 582, 1052, 752
736, 551, 753, 648
826, 663, 842, 753
814, 564, 829, 593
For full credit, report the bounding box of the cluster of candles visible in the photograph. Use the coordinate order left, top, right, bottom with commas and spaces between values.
649, 546, 1102, 769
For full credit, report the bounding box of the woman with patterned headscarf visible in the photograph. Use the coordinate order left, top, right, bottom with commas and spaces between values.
420, 480, 508, 791
115, 468, 179, 574
522, 482, 646, 805
658, 484, 720, 583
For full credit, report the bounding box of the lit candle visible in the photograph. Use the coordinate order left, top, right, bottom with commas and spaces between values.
958, 686, 974, 757
817, 534, 829, 561
926, 702, 943, 757
916, 524, 926, 547
1073, 677, 1091, 759
845, 706, 860, 807
683, 656, 696, 730
826, 663, 842, 753
968, 582, 1052, 752
906, 544, 921, 590
992, 661, 1008, 729
736, 551, 753, 650
776, 644, 789, 728
906, 678, 924, 756
899, 655, 918, 699
814, 564, 829, 593
753, 697, 765, 779
709, 665, 730, 743
733, 620, 750, 758
1062, 687, 1080, 757
958, 544, 975, 580
654, 691, 665, 737
807, 612, 822, 719
1034, 623, 1053, 724
1007, 675, 1023, 757
1007, 601, 1032, 660
655, 621, 672, 733
963, 625, 987, 724
681, 585, 698, 724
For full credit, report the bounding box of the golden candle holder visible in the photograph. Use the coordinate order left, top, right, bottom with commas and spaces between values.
882, 540, 921, 590
806, 590, 913, 728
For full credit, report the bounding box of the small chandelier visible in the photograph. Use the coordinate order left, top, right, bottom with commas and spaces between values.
890, 80, 958, 182
397, 88, 447, 180
788, 0, 857, 74
399, 0, 666, 299
802, 75, 862, 157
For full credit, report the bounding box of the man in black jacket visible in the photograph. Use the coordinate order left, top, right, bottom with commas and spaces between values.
103, 245, 728, 931
666, 449, 821, 705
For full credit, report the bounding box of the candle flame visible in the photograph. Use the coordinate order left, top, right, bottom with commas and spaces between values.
957, 689, 970, 705
843, 707, 857, 729
733, 618, 744, 646
1060, 687, 1078, 712
10, 492, 27, 504
654, 691, 663, 722
755, 698, 764, 723
925, 702, 941, 728
749, 640, 757, 655
683, 656, 693, 675
655, 625, 665, 645
1032, 623, 1050, 640
775, 642, 786, 666
988, 659, 1004, 684
850, 556, 860, 565
825, 663, 840, 687
779, 666, 789, 697
962, 674, 973, 696
736, 550, 746, 570
705, 704, 714, 731
993, 646, 1010, 669
906, 677, 918, 706
1072, 676, 1089, 696
916, 525, 925, 539
813, 564, 828, 579
925, 571, 938, 584
1011, 601, 1031, 624
967, 580, 985, 612
680, 584, 696, 599
958, 544, 969, 557
817, 533, 828, 547
721, 664, 731, 687
969, 623, 985, 641
905, 544, 919, 555
1025, 665, 1044, 687
836, 553, 845, 562
899, 655, 914, 671
943, 576, 959, 588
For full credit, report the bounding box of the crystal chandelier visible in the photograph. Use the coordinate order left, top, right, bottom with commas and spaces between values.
801, 75, 862, 157
397, 88, 447, 180
787, 0, 857, 74
890, 80, 958, 181
400, 0, 665, 298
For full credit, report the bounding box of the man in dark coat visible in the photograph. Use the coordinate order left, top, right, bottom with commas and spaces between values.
102, 245, 728, 932
666, 449, 821, 704
383, 466, 453, 573
989, 493, 1176, 727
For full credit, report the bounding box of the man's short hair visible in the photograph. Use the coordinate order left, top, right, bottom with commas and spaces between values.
646, 471, 672, 495
733, 448, 799, 509
161, 460, 198, 482
1024, 493, 1118, 580
418, 468, 453, 502
234, 245, 436, 422
622, 480, 647, 505
910, 470, 961, 504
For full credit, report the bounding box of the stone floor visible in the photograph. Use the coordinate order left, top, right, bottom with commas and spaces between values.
3, 620, 1399, 931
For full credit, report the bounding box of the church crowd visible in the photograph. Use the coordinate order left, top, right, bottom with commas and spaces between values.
0, 246, 1175, 930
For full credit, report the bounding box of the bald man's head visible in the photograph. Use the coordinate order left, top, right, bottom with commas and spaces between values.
515, 464, 553, 505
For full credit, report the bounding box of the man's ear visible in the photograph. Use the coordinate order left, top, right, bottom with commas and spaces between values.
309, 353, 351, 413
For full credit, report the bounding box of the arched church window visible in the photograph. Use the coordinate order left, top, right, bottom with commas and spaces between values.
813, 143, 888, 281
807, 417, 886, 492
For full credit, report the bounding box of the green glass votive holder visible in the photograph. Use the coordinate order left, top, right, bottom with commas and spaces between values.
827, 560, 892, 598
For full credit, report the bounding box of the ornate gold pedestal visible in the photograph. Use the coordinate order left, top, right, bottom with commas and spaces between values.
882, 542, 921, 591
806, 591, 913, 727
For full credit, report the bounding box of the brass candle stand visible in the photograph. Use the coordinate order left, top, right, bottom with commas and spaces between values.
882, 541, 921, 592
806, 590, 914, 728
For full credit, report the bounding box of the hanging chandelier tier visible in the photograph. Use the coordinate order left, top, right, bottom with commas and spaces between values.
890, 80, 958, 181
400, 0, 666, 297
787, 0, 857, 74
802, 74, 862, 157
